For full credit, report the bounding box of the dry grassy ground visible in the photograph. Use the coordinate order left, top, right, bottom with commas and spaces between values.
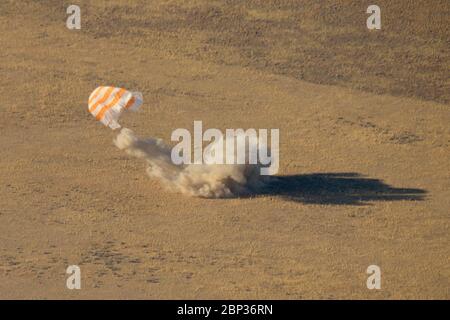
0, 1, 449, 299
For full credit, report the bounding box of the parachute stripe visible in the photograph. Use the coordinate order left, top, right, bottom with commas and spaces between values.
89, 86, 106, 111
125, 96, 136, 109
89, 86, 115, 113
92, 87, 120, 117
88, 86, 108, 110
96, 88, 127, 120
88, 86, 103, 105
88, 86, 143, 130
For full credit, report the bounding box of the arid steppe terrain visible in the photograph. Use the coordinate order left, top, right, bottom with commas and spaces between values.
0, 1, 449, 299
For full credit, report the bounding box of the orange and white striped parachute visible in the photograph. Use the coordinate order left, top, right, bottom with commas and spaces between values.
88, 86, 143, 129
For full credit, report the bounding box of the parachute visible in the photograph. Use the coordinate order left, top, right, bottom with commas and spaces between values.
88, 86, 143, 129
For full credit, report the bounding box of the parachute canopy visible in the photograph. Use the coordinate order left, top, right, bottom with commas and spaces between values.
88, 86, 143, 130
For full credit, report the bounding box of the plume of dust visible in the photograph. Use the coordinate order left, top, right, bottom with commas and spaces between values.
114, 128, 268, 198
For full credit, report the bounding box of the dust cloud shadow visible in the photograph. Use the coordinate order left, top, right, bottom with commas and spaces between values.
250, 172, 426, 205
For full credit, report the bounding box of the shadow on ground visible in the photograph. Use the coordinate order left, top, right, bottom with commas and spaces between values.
254, 172, 426, 205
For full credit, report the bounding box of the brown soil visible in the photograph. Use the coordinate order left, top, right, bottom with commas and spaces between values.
0, 1, 448, 299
